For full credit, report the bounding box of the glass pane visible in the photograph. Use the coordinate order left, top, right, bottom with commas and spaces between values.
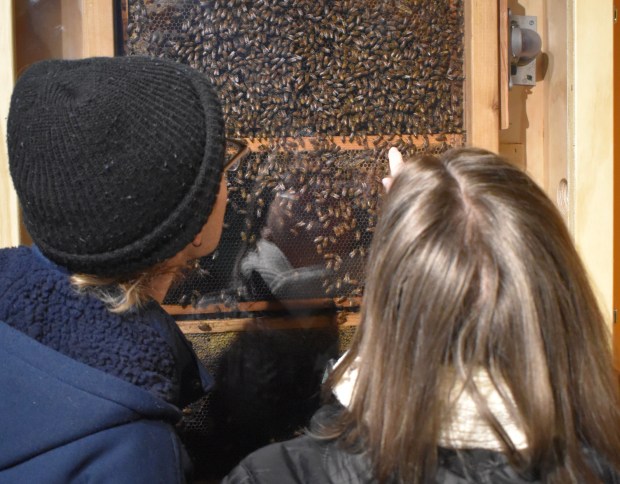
118, 0, 465, 478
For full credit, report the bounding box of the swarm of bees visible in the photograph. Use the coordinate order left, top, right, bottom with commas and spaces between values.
234, 142, 380, 297
125, 0, 465, 304
124, 0, 464, 139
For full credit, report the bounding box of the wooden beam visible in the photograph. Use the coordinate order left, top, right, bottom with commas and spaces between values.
241, 134, 465, 152
82, 0, 114, 57
499, 0, 510, 129
573, 0, 613, 325
0, 1, 19, 249
464, 0, 500, 151
177, 311, 360, 334
164, 296, 361, 317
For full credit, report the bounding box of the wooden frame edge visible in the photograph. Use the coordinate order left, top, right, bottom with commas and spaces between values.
465, 0, 500, 151
0, 1, 19, 249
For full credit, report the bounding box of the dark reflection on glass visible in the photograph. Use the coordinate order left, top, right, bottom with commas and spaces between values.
122, 0, 466, 479
158, 139, 462, 482
164, 146, 382, 312
239, 163, 374, 305
164, 147, 381, 479
180, 324, 344, 478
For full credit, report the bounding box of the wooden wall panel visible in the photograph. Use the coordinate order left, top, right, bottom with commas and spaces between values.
0, 2, 19, 249
499, 0, 569, 215
0, 0, 115, 251
81, 0, 114, 57
573, 0, 614, 325
613, 0, 620, 370
465, 0, 500, 151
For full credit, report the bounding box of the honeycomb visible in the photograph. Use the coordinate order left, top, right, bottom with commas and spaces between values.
122, 0, 466, 309
124, 0, 464, 139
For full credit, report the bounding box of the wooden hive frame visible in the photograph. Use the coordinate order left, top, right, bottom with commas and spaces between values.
1, 1, 502, 336
115, 0, 501, 334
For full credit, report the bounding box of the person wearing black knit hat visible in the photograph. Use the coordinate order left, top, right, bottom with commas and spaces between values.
0, 56, 247, 483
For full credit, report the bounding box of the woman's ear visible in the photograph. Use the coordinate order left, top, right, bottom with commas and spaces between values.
191, 233, 203, 249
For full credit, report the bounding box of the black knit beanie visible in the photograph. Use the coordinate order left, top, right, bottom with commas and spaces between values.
7, 56, 225, 277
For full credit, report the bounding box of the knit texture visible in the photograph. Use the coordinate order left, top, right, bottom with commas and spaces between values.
7, 56, 225, 276
0, 246, 180, 402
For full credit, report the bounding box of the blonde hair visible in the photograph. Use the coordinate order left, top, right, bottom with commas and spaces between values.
71, 261, 180, 313
322, 148, 620, 483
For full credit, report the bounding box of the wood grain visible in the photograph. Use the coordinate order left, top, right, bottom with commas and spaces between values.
0, 2, 19, 249
464, 0, 500, 151
499, 0, 510, 130
177, 311, 360, 334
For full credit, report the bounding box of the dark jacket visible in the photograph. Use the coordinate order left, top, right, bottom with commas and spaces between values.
222, 405, 620, 484
0, 246, 212, 483
0, 321, 193, 483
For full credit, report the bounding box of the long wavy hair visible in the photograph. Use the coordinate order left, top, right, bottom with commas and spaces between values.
321, 148, 620, 482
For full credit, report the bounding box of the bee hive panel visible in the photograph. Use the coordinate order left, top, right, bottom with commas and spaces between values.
122, 0, 466, 314
119, 3, 469, 477
124, 0, 465, 140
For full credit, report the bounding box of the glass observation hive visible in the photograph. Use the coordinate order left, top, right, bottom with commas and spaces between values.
117, 0, 465, 478
120, 0, 465, 318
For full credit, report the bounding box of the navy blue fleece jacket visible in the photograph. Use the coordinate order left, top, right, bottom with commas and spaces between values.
0, 246, 212, 483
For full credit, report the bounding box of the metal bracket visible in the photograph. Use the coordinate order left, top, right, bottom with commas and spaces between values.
509, 12, 541, 88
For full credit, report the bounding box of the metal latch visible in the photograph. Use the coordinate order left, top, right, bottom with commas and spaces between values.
509, 10, 542, 88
